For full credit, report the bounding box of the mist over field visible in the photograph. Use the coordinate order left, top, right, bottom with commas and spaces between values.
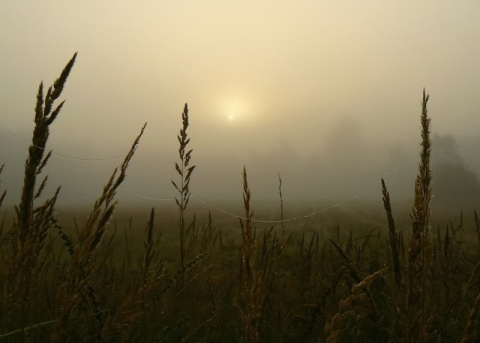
1, 127, 480, 212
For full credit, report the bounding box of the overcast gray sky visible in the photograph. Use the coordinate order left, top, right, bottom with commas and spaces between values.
1, 1, 480, 209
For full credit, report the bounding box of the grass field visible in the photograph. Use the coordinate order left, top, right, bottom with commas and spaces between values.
1, 54, 479, 342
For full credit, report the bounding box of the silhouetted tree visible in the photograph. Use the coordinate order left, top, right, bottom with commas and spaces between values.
432, 133, 480, 206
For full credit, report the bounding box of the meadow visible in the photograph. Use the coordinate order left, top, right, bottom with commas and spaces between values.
0, 54, 479, 342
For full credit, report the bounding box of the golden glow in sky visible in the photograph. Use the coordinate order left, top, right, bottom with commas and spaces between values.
1, 1, 480, 203
220, 97, 250, 124
2, 1, 480, 154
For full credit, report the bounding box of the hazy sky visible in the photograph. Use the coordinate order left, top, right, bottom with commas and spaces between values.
1, 1, 480, 208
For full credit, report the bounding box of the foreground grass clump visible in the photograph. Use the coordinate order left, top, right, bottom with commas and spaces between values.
0, 56, 479, 342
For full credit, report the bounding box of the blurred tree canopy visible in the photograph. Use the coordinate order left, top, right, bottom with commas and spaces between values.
432, 133, 480, 206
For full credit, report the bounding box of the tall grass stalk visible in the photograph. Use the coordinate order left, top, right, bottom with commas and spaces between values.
238, 167, 272, 343
5, 53, 76, 342
0, 164, 6, 209
51, 123, 146, 342
381, 178, 402, 289
278, 172, 286, 248
239, 167, 258, 342
407, 89, 433, 342
172, 103, 195, 276
17, 53, 76, 240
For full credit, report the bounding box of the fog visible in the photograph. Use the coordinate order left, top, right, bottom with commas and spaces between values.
1, 1, 480, 212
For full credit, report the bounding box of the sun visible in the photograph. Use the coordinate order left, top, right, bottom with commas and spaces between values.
212, 92, 257, 125
224, 107, 240, 123
224, 102, 245, 123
